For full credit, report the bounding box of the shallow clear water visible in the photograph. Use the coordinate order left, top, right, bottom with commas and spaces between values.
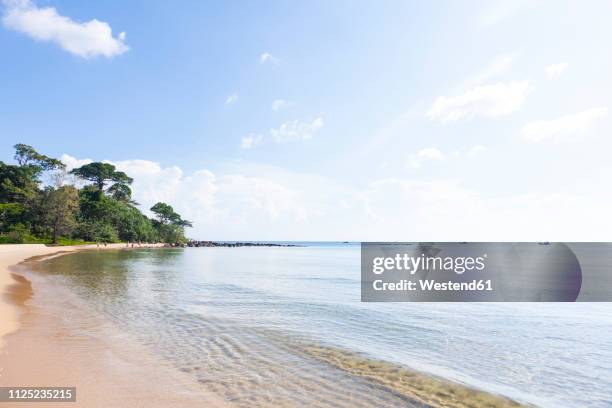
33, 246, 612, 407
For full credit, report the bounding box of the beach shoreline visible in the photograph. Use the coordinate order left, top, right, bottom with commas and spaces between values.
0, 243, 229, 408
0, 244, 532, 408
0, 243, 165, 350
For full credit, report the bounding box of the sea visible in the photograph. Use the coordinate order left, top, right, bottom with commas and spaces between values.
28, 243, 612, 407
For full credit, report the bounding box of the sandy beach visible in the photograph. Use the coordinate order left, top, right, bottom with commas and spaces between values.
0, 243, 164, 347
0, 244, 227, 407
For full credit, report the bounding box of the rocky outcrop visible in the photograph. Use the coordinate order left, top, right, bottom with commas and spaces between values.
184, 241, 298, 248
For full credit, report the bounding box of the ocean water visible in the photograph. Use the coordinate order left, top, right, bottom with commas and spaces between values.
31, 245, 612, 407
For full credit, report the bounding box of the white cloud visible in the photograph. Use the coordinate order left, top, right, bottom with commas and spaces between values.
408, 145, 486, 168
239, 118, 324, 149
2, 0, 128, 58
114, 160, 218, 221
408, 148, 445, 168
418, 147, 445, 161
260, 51, 279, 64
60, 153, 92, 171
270, 118, 324, 142
272, 99, 291, 111
522, 107, 608, 143
428, 81, 532, 123
60, 156, 343, 239
225, 93, 238, 105
59, 154, 612, 241
359, 177, 612, 241
467, 52, 518, 86
466, 144, 486, 158
545, 62, 568, 79
241, 134, 263, 149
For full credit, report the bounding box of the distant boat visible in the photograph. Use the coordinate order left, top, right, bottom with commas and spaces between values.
538, 242, 551, 245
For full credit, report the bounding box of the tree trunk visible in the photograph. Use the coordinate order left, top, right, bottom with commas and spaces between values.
52, 222, 59, 245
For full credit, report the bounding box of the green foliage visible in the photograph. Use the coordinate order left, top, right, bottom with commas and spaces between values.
0, 144, 192, 245
0, 160, 45, 235
0, 161, 41, 203
69, 162, 133, 192
150, 202, 192, 243
107, 182, 133, 203
0, 223, 42, 244
75, 221, 120, 243
52, 238, 96, 246
150, 202, 175, 223
115, 204, 158, 242
14, 144, 65, 171
0, 234, 94, 245
41, 185, 80, 244
0, 202, 24, 232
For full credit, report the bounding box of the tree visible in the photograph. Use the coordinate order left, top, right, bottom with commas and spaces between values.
1, 144, 63, 202
107, 182, 133, 203
174, 218, 193, 228
150, 202, 192, 243
70, 162, 133, 199
150, 202, 175, 224
14, 144, 65, 171
0, 161, 43, 234
0, 203, 23, 233
0, 162, 39, 203
1, 145, 66, 235
151, 202, 192, 227
114, 204, 157, 242
1, 144, 192, 245
41, 186, 80, 244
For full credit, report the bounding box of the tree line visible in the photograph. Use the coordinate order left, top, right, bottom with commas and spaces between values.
0, 144, 191, 245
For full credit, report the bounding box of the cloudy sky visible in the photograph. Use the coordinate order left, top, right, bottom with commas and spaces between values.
1, 0, 612, 240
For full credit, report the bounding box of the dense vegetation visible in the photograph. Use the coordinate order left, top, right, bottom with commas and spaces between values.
0, 144, 191, 245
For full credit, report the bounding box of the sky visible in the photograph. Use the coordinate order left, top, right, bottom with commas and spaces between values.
1, 0, 612, 240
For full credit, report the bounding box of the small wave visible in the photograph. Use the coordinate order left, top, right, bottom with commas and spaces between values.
296, 343, 528, 408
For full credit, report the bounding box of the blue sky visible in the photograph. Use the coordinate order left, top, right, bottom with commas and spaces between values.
2, 0, 612, 240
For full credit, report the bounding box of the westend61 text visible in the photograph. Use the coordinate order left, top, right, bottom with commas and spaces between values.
372, 279, 493, 292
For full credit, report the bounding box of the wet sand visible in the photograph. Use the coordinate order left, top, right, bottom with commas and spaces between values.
0, 244, 226, 407
0, 244, 163, 347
